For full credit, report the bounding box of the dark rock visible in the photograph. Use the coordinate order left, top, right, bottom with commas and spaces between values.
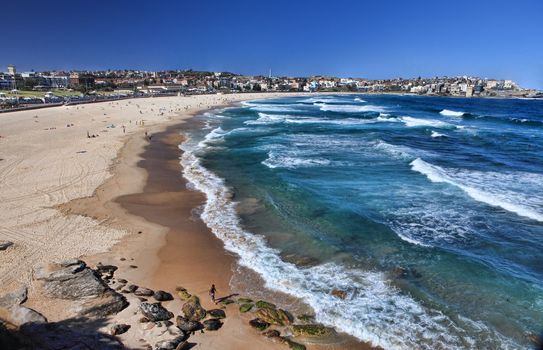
249, 318, 270, 331
154, 336, 187, 350
96, 263, 118, 275
140, 302, 173, 321
262, 329, 281, 338
207, 309, 226, 319
140, 316, 150, 323
77, 290, 129, 317
291, 324, 335, 337
239, 303, 253, 313
154, 290, 173, 301
282, 338, 306, 350
110, 323, 131, 335
129, 265, 138, 269
0, 240, 14, 251
134, 287, 154, 297
176, 315, 202, 332
163, 320, 173, 327
182, 296, 206, 321
125, 284, 138, 293
256, 308, 293, 326
117, 279, 128, 284
331, 289, 346, 300
203, 318, 222, 331
237, 297, 253, 303
175, 287, 192, 300
138, 297, 148, 302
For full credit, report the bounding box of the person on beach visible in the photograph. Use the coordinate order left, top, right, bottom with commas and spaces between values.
209, 284, 217, 303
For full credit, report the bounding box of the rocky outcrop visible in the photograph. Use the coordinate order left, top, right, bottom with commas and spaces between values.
291, 324, 335, 337
181, 296, 206, 321
249, 318, 270, 331
256, 307, 293, 326
0, 287, 47, 326
140, 302, 174, 322
35, 260, 128, 317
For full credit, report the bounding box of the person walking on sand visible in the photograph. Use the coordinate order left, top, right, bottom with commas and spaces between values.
209, 284, 217, 303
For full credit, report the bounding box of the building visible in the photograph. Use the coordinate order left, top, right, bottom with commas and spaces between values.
7, 65, 16, 76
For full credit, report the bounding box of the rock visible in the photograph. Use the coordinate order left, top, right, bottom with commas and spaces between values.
76, 290, 129, 317
249, 318, 270, 331
283, 338, 306, 350
138, 297, 148, 302
203, 318, 222, 331
0, 286, 27, 306
154, 336, 187, 350
239, 303, 253, 313
291, 324, 335, 337
331, 289, 346, 300
262, 329, 281, 338
297, 314, 315, 323
124, 284, 138, 293
129, 265, 138, 269
6, 304, 48, 325
237, 297, 253, 303
35, 260, 107, 299
219, 298, 234, 305
207, 309, 226, 319
154, 290, 173, 301
95, 263, 118, 275
134, 287, 154, 297
176, 315, 202, 332
35, 260, 128, 317
175, 287, 192, 301
182, 296, 206, 321
256, 308, 293, 326
110, 323, 131, 335
163, 320, 173, 327
175, 342, 189, 350
0, 240, 14, 251
140, 316, 150, 323
255, 300, 276, 309
140, 302, 174, 321
117, 278, 128, 284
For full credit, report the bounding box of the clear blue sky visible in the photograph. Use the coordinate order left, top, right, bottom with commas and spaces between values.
2, 0, 542, 89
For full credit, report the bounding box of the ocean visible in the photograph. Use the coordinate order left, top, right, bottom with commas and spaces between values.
180, 94, 543, 349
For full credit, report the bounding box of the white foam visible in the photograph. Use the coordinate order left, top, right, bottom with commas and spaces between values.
354, 97, 367, 103
410, 158, 543, 222
400, 116, 453, 128
262, 151, 332, 169
315, 103, 386, 113
243, 102, 303, 113
431, 131, 446, 138
440, 109, 465, 117
178, 125, 520, 349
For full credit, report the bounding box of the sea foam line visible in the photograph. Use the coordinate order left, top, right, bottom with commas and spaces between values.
179, 125, 518, 349
440, 109, 465, 117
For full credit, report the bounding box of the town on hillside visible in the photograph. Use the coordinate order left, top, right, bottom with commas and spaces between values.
1, 64, 541, 110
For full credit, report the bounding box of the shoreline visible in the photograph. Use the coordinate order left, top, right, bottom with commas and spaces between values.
0, 92, 375, 349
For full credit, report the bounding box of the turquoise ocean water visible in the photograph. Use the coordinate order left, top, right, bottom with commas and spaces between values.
180, 94, 543, 349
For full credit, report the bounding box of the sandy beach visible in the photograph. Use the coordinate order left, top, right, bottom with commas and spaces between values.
0, 93, 372, 349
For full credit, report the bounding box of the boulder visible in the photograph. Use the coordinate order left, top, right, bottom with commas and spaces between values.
140, 302, 174, 321
203, 318, 222, 331
154, 336, 187, 350
175, 315, 202, 332
153, 290, 173, 301
262, 329, 281, 338
123, 284, 138, 293
249, 318, 270, 331
117, 279, 128, 284
256, 308, 293, 326
207, 309, 226, 319
291, 324, 335, 337
175, 287, 191, 301
35, 260, 108, 299
181, 296, 206, 321
255, 300, 276, 309
134, 287, 155, 297
76, 290, 129, 317
0, 240, 14, 251
95, 263, 118, 275
282, 338, 306, 350
239, 303, 253, 313
109, 323, 131, 335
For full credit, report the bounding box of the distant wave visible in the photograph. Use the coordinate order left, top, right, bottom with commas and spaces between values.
400, 116, 454, 128
315, 103, 386, 113
431, 131, 446, 138
354, 97, 367, 103
242, 101, 303, 113
440, 109, 465, 117
244, 112, 399, 127
410, 158, 543, 222
179, 130, 515, 349
262, 151, 333, 169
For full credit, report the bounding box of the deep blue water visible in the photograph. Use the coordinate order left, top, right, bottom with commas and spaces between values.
181, 94, 543, 349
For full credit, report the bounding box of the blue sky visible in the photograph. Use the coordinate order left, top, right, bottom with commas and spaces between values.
2, 0, 542, 89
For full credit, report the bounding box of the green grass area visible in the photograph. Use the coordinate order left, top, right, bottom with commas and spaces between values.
0, 89, 82, 98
